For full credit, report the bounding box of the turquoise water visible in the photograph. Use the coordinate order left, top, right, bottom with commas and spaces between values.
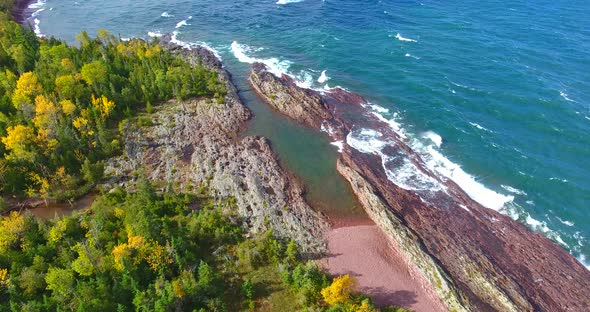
31, 0, 589, 266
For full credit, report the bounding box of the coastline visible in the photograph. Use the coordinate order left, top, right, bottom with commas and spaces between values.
11, 0, 34, 25
11, 4, 589, 310
248, 63, 590, 311
152, 37, 443, 309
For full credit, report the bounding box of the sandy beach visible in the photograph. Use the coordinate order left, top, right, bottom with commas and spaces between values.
322, 223, 446, 312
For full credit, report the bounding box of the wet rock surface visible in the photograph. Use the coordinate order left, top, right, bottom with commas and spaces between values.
105, 42, 328, 255
249, 63, 590, 311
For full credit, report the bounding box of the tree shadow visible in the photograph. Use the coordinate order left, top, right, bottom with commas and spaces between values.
362, 287, 419, 308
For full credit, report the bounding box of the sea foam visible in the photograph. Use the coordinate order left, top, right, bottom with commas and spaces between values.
147, 31, 163, 38
230, 41, 323, 90
175, 16, 192, 29
394, 33, 417, 42
28, 0, 46, 37
317, 70, 329, 83
359, 103, 514, 211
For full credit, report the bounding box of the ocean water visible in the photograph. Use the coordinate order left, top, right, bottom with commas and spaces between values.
30, 0, 589, 267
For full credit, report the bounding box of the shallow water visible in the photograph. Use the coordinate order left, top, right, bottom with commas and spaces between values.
31, 0, 590, 266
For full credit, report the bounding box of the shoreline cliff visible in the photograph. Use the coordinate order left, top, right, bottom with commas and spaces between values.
248, 62, 590, 311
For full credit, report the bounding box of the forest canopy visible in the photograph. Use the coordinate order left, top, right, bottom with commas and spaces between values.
0, 13, 226, 200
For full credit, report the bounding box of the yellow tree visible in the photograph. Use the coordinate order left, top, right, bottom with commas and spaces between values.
0, 212, 26, 252
321, 274, 356, 306
91, 94, 115, 120
1, 125, 37, 162
33, 95, 59, 151
12, 72, 43, 114
60, 99, 76, 116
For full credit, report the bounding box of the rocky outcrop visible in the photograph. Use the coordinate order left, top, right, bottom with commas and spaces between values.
105, 43, 328, 254
249, 63, 590, 311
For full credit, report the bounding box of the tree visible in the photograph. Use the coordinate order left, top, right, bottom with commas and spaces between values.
60, 99, 76, 115
45, 267, 74, 298
18, 267, 45, 296
91, 94, 115, 120
81, 158, 104, 184
33, 95, 59, 150
55, 74, 83, 100
285, 239, 298, 265
0, 211, 26, 252
1, 124, 36, 162
321, 274, 355, 306
12, 72, 42, 114
81, 61, 108, 87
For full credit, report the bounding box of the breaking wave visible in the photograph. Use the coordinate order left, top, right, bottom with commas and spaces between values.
394, 33, 417, 42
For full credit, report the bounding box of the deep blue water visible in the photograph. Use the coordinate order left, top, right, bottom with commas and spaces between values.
31, 0, 589, 267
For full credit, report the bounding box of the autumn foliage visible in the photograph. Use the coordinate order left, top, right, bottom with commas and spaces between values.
0, 15, 226, 199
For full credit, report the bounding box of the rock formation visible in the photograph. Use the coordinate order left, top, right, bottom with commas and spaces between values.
249, 62, 590, 312
105, 40, 328, 254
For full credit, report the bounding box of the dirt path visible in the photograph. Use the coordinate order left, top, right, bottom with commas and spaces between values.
322, 223, 446, 312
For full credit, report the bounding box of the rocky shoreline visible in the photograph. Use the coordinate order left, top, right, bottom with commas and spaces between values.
104, 37, 329, 254
249, 63, 590, 311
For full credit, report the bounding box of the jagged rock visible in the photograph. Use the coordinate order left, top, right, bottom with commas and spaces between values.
105, 43, 328, 255
248, 62, 590, 312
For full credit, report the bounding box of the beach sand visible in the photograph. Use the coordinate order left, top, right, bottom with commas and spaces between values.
322, 223, 446, 312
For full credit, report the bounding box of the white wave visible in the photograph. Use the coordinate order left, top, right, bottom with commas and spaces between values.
346, 128, 443, 192
170, 31, 191, 49
549, 177, 569, 183
501, 185, 527, 196
147, 31, 163, 38
28, 0, 46, 37
175, 16, 192, 29
33, 18, 44, 37
362, 103, 407, 139
557, 217, 574, 227
363, 103, 389, 113
404, 53, 420, 59
559, 91, 576, 102
28, 0, 45, 9
577, 255, 590, 270
394, 33, 417, 43
276, 0, 304, 4
161, 12, 173, 17
331, 141, 344, 153
525, 215, 550, 233
317, 70, 329, 83
359, 102, 513, 210
469, 122, 492, 132
295, 71, 314, 89
169, 32, 223, 60
31, 8, 44, 17
230, 41, 294, 78
554, 235, 569, 247
450, 80, 479, 92
422, 131, 442, 148
424, 147, 514, 210
525, 200, 534, 205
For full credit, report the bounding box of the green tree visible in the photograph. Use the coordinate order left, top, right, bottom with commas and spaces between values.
45, 267, 74, 298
